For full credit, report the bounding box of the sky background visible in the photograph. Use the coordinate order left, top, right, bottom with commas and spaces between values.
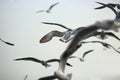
0, 0, 120, 80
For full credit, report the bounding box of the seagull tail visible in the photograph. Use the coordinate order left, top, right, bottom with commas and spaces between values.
67, 73, 72, 80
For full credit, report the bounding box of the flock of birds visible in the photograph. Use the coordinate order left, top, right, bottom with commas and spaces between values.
1, 1, 120, 80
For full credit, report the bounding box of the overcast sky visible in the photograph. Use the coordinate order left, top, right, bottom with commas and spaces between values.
0, 0, 120, 80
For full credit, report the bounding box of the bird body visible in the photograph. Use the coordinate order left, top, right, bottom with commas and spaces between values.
36, 2, 59, 13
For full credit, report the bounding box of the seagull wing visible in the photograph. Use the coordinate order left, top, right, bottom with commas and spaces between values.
105, 32, 120, 41
48, 2, 59, 11
40, 30, 64, 43
108, 3, 116, 7
39, 75, 57, 80
79, 50, 94, 62
42, 22, 72, 30
95, 2, 117, 16
107, 43, 120, 54
84, 41, 120, 54
95, 3, 116, 9
69, 56, 78, 58
82, 50, 94, 58
46, 59, 60, 63
14, 57, 43, 64
95, 5, 106, 9
0, 38, 14, 46
36, 10, 47, 13
46, 59, 72, 67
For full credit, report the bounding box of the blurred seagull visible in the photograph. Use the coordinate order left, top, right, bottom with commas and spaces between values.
39, 19, 120, 80
81, 41, 120, 54
0, 38, 14, 46
40, 21, 120, 43
94, 30, 120, 41
95, 2, 120, 21
69, 50, 94, 62
14, 57, 72, 68
36, 2, 59, 13
14, 57, 50, 68
40, 22, 85, 43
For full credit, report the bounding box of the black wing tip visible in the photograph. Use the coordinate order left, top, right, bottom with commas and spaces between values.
14, 59, 20, 61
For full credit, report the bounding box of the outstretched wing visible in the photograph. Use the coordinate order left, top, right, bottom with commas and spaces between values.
48, 2, 59, 11
39, 75, 57, 80
14, 57, 43, 63
105, 32, 120, 41
46, 59, 72, 67
36, 10, 47, 13
95, 3, 116, 9
42, 22, 72, 30
40, 30, 64, 43
95, 2, 117, 16
0, 38, 14, 46
82, 50, 94, 58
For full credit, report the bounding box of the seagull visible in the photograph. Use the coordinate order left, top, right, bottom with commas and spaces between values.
39, 20, 120, 80
55, 20, 120, 79
95, 2, 120, 21
81, 41, 120, 54
69, 50, 94, 62
40, 22, 85, 43
0, 38, 14, 46
36, 2, 59, 13
14, 57, 72, 68
94, 30, 120, 41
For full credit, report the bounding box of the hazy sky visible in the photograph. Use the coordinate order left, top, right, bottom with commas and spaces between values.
0, 0, 120, 80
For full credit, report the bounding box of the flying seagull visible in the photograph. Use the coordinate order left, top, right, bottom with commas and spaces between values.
40, 22, 85, 43
69, 50, 94, 62
95, 2, 120, 21
40, 21, 120, 43
14, 57, 72, 68
0, 38, 14, 46
55, 20, 120, 79
36, 2, 59, 13
95, 2, 120, 9
38, 19, 120, 80
81, 41, 120, 54
14, 57, 51, 68
94, 30, 120, 41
